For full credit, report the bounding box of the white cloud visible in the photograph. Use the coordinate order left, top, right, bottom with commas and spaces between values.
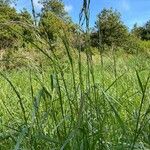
121, 0, 130, 11
64, 4, 73, 13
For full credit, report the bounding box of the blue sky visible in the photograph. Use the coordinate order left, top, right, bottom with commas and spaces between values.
15, 0, 150, 30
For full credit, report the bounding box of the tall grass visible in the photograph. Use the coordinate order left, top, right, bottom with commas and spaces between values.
0, 0, 150, 149
0, 54, 150, 149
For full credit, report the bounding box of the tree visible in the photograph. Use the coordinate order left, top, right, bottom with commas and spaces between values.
131, 21, 150, 41
131, 23, 144, 39
94, 8, 128, 48
39, 11, 65, 42
39, 0, 73, 47
39, 0, 69, 21
0, 3, 34, 49
143, 20, 150, 40
18, 8, 34, 47
0, 3, 20, 49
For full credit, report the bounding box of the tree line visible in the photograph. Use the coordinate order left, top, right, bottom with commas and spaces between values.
0, 0, 150, 53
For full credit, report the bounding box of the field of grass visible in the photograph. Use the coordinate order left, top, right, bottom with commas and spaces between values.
0, 49, 150, 149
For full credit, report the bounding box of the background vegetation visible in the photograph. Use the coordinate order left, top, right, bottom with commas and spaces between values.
0, 0, 150, 149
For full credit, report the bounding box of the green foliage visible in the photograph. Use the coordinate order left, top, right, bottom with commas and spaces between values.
132, 21, 150, 41
19, 8, 33, 23
139, 40, 150, 54
39, 0, 70, 21
143, 20, 150, 40
38, 0, 74, 48
18, 8, 34, 47
39, 12, 77, 50
123, 34, 141, 54
95, 8, 128, 48
0, 4, 19, 49
0, 4, 34, 50
39, 12, 66, 44
132, 23, 144, 39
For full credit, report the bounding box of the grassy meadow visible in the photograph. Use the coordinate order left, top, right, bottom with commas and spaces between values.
0, 0, 150, 149
0, 49, 150, 149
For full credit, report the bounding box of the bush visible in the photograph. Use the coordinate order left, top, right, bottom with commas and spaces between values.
123, 34, 141, 54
